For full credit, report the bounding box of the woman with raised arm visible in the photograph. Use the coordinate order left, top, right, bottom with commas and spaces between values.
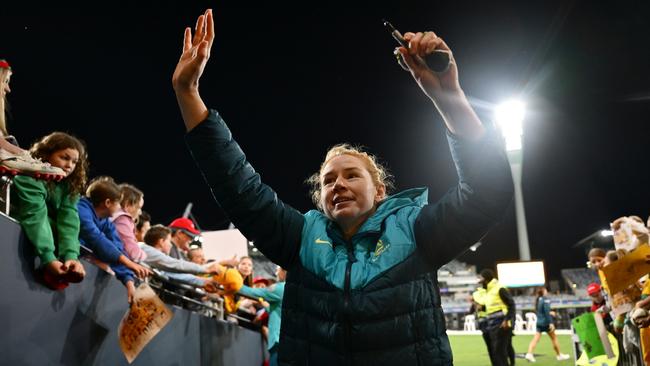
173, 9, 513, 365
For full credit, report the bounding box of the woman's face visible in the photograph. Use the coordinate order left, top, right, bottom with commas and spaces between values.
238, 258, 253, 277
48, 148, 79, 176
320, 155, 385, 232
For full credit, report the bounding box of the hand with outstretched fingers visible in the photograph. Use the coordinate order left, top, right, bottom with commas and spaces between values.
172, 9, 214, 93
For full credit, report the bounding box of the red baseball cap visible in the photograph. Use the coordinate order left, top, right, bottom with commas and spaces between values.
587, 283, 601, 296
0, 60, 10, 70
169, 217, 200, 237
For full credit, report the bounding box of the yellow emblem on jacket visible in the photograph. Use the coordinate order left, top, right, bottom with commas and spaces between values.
372, 239, 390, 261
315, 238, 332, 247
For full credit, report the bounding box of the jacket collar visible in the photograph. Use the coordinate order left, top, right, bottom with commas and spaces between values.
112, 208, 131, 220
325, 187, 429, 243
79, 196, 99, 220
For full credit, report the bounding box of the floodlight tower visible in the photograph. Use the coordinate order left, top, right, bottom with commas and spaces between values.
495, 100, 530, 261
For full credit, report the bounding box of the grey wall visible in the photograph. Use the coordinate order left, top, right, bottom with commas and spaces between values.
0, 213, 264, 366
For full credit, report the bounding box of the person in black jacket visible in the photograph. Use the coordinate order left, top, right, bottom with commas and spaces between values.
172, 9, 514, 365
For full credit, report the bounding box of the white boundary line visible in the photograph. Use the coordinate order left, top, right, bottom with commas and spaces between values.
447, 330, 572, 336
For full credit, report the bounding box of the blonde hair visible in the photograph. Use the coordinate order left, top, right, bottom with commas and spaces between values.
306, 143, 394, 210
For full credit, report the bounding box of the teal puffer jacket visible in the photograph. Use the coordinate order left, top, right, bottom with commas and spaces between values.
186, 110, 513, 366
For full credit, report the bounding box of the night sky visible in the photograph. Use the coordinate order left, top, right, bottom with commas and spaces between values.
3, 1, 650, 284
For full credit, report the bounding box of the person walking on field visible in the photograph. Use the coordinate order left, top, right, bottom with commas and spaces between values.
525, 287, 570, 362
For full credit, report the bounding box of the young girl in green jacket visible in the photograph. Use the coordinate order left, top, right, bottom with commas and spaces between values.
11, 132, 89, 289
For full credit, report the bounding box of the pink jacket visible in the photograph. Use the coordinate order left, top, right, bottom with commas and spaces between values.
111, 209, 147, 262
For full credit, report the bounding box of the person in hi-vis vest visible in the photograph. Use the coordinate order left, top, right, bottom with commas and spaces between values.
471, 287, 495, 364
479, 269, 516, 366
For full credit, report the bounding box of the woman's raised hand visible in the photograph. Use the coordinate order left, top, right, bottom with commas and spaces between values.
395, 31, 485, 140
395, 31, 459, 101
172, 9, 214, 93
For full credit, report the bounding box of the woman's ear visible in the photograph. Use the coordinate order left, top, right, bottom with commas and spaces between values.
103, 198, 112, 209
375, 183, 386, 203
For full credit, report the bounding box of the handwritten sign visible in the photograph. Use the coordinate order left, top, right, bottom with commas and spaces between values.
118, 283, 173, 363
601, 244, 650, 295
610, 284, 641, 317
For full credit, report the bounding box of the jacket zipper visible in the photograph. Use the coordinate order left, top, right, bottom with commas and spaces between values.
343, 240, 356, 365
328, 228, 377, 364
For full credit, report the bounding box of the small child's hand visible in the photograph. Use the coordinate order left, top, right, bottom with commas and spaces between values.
128, 262, 152, 279
45, 260, 67, 276
42, 260, 69, 290
126, 281, 136, 304
63, 259, 86, 283
203, 280, 220, 293
220, 255, 239, 268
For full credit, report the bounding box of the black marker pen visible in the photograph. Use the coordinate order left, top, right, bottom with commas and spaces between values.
383, 20, 410, 49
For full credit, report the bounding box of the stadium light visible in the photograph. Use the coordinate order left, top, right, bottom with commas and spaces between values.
469, 242, 482, 252
600, 230, 613, 237
495, 98, 530, 260
495, 100, 525, 152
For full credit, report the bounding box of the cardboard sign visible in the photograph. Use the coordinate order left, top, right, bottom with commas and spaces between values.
611, 216, 649, 252
601, 244, 650, 295
118, 283, 173, 363
610, 284, 642, 317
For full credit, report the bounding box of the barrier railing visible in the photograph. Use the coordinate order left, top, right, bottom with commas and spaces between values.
0, 213, 265, 366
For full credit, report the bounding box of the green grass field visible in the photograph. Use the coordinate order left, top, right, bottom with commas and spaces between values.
449, 334, 574, 366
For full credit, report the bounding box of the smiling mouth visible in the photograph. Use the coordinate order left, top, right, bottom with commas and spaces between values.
333, 197, 354, 207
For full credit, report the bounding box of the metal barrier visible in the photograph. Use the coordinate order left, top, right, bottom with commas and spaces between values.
0, 213, 265, 365
1, 174, 12, 215
147, 268, 225, 320
571, 322, 645, 365
615, 328, 644, 366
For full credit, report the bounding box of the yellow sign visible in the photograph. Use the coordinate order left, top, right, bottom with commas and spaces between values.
118, 282, 173, 363
601, 244, 650, 295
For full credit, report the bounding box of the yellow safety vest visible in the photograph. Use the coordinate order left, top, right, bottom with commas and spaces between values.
485, 279, 509, 315
472, 288, 488, 318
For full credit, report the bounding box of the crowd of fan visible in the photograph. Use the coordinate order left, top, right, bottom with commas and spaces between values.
0, 59, 279, 345
585, 215, 650, 364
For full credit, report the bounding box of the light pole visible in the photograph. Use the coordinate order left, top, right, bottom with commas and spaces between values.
495, 99, 530, 261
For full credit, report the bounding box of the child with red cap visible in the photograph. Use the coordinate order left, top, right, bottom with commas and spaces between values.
587, 282, 613, 328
